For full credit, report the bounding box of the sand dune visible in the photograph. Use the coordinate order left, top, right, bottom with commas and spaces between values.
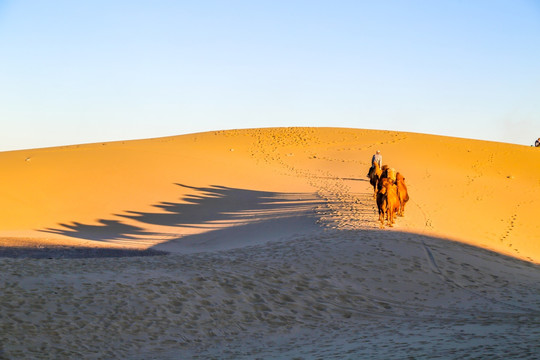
1, 128, 539, 359
1, 127, 538, 261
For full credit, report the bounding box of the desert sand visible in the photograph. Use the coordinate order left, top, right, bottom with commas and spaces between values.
1, 127, 539, 359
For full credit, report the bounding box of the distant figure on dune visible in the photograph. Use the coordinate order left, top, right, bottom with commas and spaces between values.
367, 150, 382, 178
535, 138, 540, 147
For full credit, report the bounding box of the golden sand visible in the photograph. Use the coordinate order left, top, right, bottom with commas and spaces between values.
1, 128, 539, 359
0, 127, 538, 262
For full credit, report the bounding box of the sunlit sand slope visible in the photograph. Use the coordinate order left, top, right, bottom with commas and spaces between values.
0, 128, 538, 262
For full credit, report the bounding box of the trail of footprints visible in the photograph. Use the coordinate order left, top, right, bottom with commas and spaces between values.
500, 214, 517, 245
500, 211, 524, 257
247, 128, 380, 230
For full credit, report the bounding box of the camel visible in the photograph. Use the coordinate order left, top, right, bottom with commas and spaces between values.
396, 172, 409, 217
377, 165, 396, 191
369, 161, 383, 197
377, 178, 399, 227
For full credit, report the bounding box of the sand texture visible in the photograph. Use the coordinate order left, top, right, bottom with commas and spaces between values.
1, 128, 539, 359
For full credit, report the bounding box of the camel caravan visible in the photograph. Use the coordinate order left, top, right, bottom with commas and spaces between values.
368, 161, 409, 228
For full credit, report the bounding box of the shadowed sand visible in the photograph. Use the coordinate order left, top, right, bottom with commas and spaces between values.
1, 128, 539, 359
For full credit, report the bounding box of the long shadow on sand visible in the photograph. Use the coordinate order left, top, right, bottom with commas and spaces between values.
0, 246, 166, 259
38, 184, 324, 253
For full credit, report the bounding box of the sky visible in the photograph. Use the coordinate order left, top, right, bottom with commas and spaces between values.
1, 0, 539, 151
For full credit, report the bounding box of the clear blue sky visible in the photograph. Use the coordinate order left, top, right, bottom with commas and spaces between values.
1, 0, 539, 151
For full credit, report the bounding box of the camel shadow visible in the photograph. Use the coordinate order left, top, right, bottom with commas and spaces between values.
40, 184, 324, 252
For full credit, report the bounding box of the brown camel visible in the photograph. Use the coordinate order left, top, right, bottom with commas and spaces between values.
369, 161, 382, 197
396, 172, 409, 217
377, 178, 399, 227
